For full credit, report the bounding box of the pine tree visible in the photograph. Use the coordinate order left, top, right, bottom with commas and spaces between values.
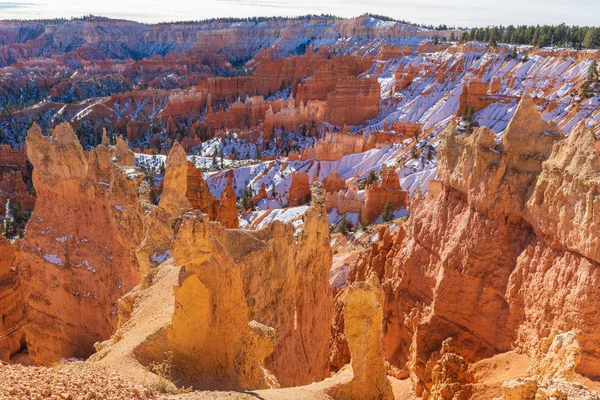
241, 187, 254, 211
584, 28, 599, 49
589, 60, 599, 80
338, 214, 353, 234
366, 170, 378, 186
382, 200, 394, 223
581, 81, 592, 98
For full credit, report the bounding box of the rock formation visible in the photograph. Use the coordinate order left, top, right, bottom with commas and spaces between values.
323, 171, 347, 193
92, 181, 333, 390
216, 177, 239, 228
341, 97, 600, 398
328, 275, 393, 400
287, 172, 311, 206
290, 131, 367, 162
429, 352, 474, 400
324, 78, 380, 127
0, 236, 24, 362
158, 143, 191, 217
185, 161, 218, 219
361, 166, 408, 225
167, 210, 277, 390
501, 332, 600, 400
20, 123, 146, 364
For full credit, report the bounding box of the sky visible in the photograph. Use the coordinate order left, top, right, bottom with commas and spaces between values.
0, 0, 598, 28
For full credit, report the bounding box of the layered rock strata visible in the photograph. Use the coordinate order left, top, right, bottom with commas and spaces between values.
0, 236, 24, 361
20, 123, 147, 364
340, 97, 600, 398
92, 179, 333, 390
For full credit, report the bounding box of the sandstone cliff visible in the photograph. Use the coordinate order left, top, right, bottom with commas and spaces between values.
341, 97, 600, 398
328, 276, 393, 400
20, 123, 147, 364
91, 182, 333, 390
0, 236, 24, 362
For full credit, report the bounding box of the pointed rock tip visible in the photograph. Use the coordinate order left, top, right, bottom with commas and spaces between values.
101, 128, 109, 145
53, 122, 78, 146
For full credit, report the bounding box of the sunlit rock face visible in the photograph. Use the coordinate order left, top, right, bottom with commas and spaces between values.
0, 235, 23, 362
20, 123, 147, 364
340, 98, 600, 398
91, 183, 333, 390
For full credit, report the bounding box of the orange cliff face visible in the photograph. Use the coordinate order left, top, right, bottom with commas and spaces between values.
456, 77, 518, 115
90, 183, 333, 390
338, 98, 600, 398
0, 236, 24, 362
19, 123, 147, 364
324, 77, 380, 127
0, 145, 34, 216
216, 177, 239, 229
361, 167, 408, 225
186, 161, 218, 219
287, 172, 311, 206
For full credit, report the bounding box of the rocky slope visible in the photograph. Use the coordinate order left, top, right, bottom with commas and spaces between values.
86, 144, 334, 390
338, 97, 600, 398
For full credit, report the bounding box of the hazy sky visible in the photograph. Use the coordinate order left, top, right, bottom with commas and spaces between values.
0, 0, 598, 27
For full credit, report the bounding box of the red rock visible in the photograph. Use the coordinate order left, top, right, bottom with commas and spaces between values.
361, 167, 407, 225
216, 178, 238, 228
322, 171, 347, 193
20, 123, 146, 364
0, 236, 24, 362
340, 98, 600, 398
287, 172, 311, 206
324, 77, 380, 127
186, 161, 219, 220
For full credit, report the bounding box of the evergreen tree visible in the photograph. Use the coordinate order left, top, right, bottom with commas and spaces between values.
382, 200, 394, 223
366, 170, 378, 186
241, 186, 254, 211
589, 60, 599, 80
581, 81, 592, 98
584, 28, 599, 49
338, 214, 354, 234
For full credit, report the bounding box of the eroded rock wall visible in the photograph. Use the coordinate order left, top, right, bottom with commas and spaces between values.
341, 97, 600, 398
0, 236, 24, 361
20, 123, 147, 364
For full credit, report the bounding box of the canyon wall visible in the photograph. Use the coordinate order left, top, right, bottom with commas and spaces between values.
19, 124, 147, 364
92, 181, 333, 390
341, 97, 600, 398
324, 77, 380, 127
0, 236, 23, 361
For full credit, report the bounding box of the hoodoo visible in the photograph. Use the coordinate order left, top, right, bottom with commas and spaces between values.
20, 123, 147, 364
1, 12, 600, 400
